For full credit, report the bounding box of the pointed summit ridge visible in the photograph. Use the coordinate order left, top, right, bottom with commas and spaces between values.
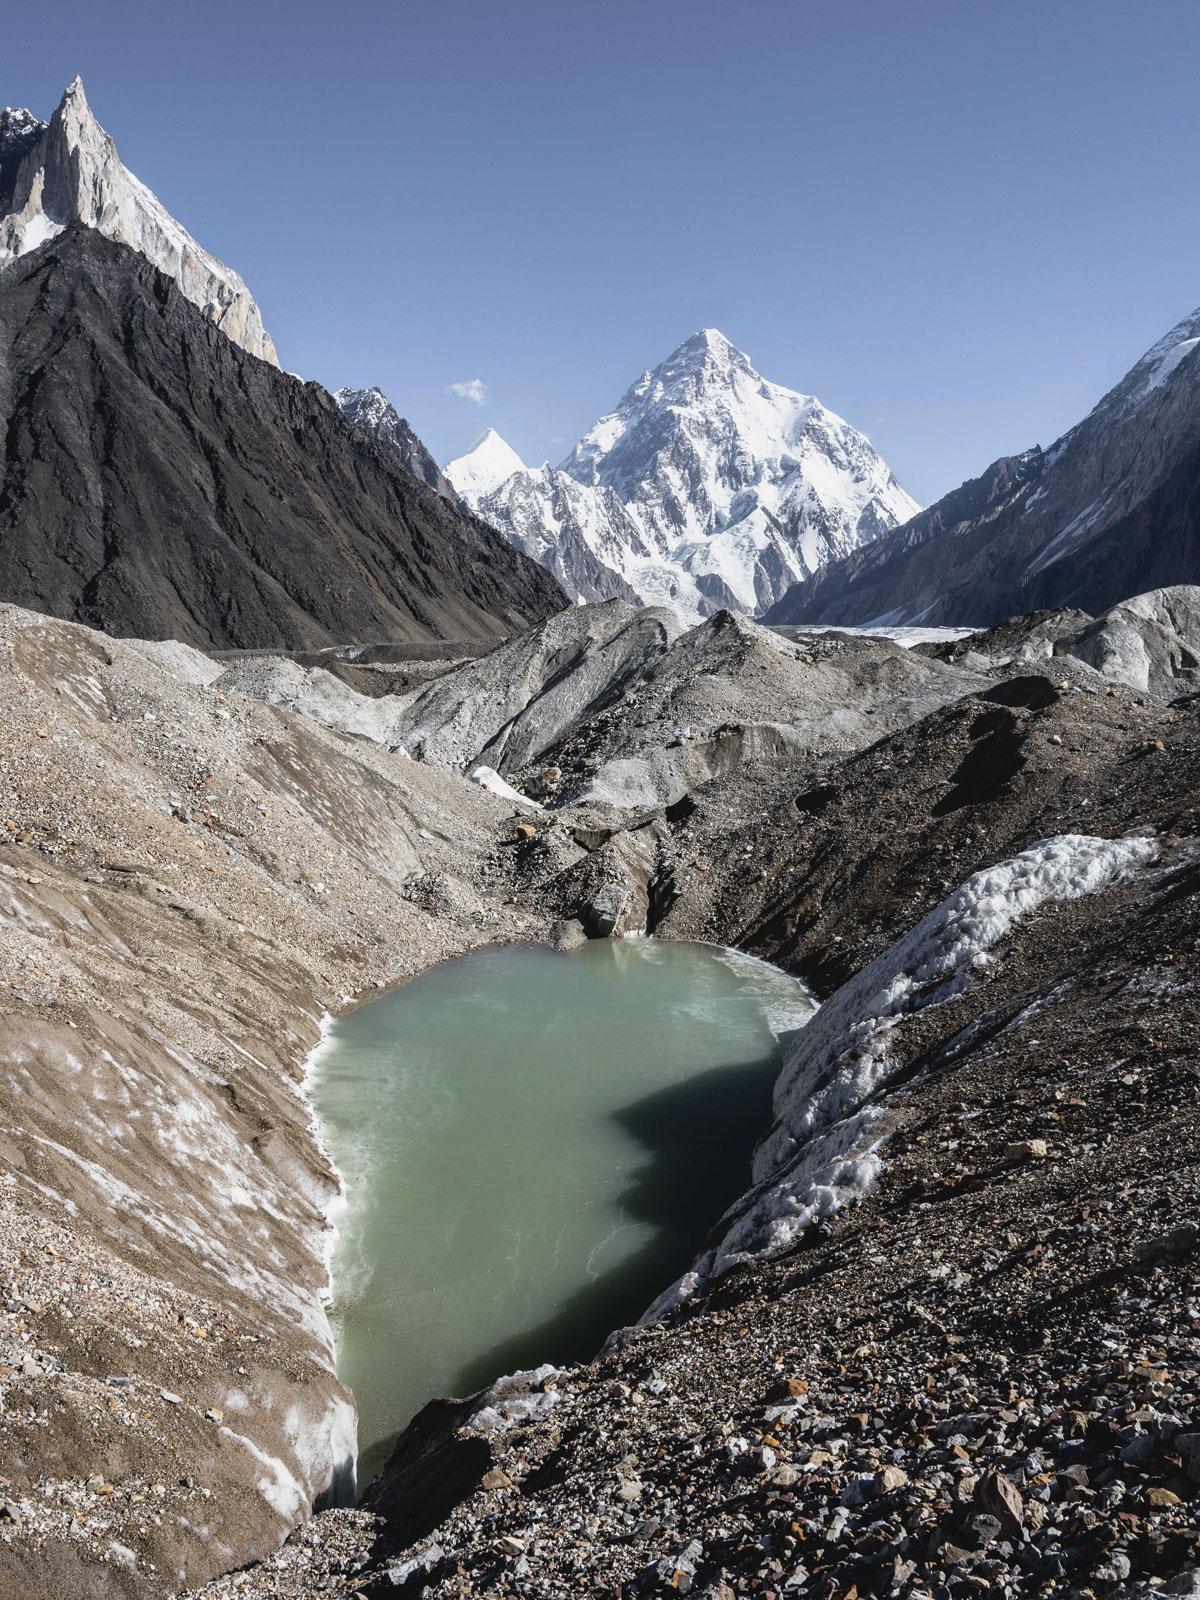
334, 384, 460, 502
672, 327, 746, 363
59, 75, 88, 112
444, 428, 529, 502
0, 79, 278, 365
453, 331, 918, 620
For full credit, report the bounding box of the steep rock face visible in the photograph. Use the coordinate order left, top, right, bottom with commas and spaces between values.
334, 385, 460, 503
0, 227, 567, 650
0, 78, 278, 365
768, 306, 1200, 627
445, 330, 918, 621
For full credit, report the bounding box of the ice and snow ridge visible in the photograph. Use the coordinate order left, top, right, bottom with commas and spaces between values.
443, 427, 528, 503
0, 78, 278, 365
645, 831, 1159, 1320
444, 330, 918, 623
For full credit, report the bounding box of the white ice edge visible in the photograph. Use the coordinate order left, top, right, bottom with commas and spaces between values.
643, 831, 1159, 1321
300, 1010, 349, 1316
298, 1007, 359, 1493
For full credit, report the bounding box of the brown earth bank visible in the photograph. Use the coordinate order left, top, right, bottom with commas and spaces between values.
1, 599, 1197, 1599
0, 602, 556, 1596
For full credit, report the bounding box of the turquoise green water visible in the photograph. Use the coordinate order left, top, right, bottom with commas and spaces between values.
307, 936, 814, 1484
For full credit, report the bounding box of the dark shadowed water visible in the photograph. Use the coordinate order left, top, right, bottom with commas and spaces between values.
308, 937, 815, 1484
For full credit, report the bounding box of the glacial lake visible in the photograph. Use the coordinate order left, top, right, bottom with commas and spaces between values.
308, 937, 815, 1485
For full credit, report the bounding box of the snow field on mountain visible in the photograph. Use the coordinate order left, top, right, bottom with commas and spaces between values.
445, 329, 918, 622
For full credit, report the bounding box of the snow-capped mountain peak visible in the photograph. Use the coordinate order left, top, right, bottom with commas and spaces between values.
450, 331, 918, 622
0, 78, 277, 365
1109, 306, 1200, 413
334, 384, 460, 501
334, 384, 392, 426
445, 428, 529, 502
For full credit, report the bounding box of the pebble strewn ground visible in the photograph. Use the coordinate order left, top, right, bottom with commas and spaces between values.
3, 601, 1198, 1599
192, 666, 1199, 1598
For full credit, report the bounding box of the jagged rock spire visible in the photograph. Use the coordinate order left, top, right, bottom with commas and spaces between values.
0, 78, 278, 366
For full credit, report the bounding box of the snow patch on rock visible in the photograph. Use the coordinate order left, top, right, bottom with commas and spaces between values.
467, 1364, 564, 1435
467, 764, 543, 810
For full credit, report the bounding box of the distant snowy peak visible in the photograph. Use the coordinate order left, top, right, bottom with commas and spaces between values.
445, 428, 529, 502
334, 385, 459, 501
0, 78, 277, 365
1106, 306, 1200, 414
449, 329, 918, 622
562, 326, 780, 492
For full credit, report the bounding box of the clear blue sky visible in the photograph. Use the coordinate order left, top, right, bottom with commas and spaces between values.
7, 0, 1200, 504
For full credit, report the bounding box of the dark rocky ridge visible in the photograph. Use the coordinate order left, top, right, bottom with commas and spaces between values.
767, 307, 1200, 628
334, 386, 462, 506
0, 227, 567, 650
0, 105, 45, 201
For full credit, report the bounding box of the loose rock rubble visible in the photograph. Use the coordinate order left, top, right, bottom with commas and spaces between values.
0, 604, 556, 1596
3, 594, 1198, 1598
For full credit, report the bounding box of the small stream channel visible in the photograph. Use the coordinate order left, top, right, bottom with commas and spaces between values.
308, 937, 815, 1485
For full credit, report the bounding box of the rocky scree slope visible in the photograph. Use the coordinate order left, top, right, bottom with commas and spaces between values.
446, 330, 918, 621
0, 79, 277, 364
919, 586, 1200, 703
334, 387, 461, 505
216, 600, 987, 820
0, 227, 566, 650
196, 615, 1200, 1598
0, 600, 561, 1597
768, 303, 1200, 628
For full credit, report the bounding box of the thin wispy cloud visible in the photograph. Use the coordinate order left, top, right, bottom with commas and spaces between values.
446, 378, 489, 406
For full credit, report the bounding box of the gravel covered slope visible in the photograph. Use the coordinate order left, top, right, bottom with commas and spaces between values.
0, 603, 555, 1596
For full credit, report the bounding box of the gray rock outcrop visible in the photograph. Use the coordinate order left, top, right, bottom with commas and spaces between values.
1061, 585, 1200, 698
334, 386, 461, 503
925, 586, 1200, 701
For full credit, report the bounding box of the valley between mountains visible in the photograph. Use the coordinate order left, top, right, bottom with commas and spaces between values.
1, 75, 1199, 1600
